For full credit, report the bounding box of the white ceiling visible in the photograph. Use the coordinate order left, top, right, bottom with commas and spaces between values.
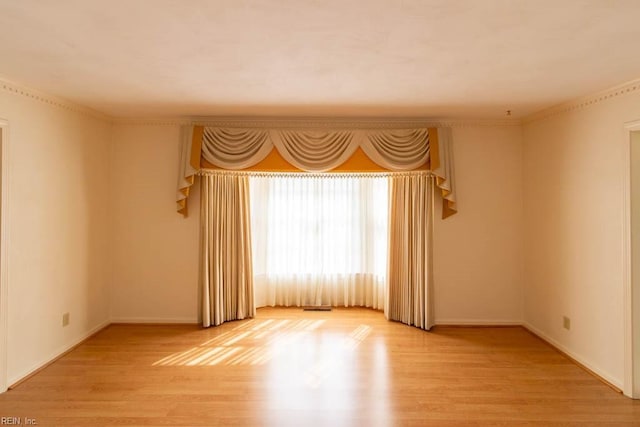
0, 0, 639, 119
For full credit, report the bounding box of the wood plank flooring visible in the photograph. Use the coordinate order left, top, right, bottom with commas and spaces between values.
0, 307, 639, 426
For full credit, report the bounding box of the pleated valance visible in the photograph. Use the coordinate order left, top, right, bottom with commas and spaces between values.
177, 122, 457, 218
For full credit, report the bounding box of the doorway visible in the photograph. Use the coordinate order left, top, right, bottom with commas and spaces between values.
0, 120, 7, 393
625, 122, 640, 398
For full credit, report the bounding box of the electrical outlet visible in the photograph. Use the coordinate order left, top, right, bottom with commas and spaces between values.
563, 316, 570, 330
62, 312, 70, 327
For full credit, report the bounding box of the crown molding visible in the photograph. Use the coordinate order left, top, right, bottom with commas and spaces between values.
112, 117, 191, 126
111, 115, 521, 128
524, 77, 640, 124
0, 77, 112, 122
192, 116, 522, 129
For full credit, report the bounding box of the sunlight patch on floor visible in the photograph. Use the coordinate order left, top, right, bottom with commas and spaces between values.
153, 319, 373, 368
153, 318, 333, 367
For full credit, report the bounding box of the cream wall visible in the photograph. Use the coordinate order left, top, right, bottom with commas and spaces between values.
109, 124, 524, 325
110, 124, 199, 323
523, 91, 640, 388
434, 126, 524, 324
0, 89, 112, 385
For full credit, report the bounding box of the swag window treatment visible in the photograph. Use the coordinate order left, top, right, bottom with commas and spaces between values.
177, 123, 456, 218
181, 120, 457, 331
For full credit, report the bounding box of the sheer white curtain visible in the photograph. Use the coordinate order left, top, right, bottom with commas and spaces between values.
250, 174, 388, 310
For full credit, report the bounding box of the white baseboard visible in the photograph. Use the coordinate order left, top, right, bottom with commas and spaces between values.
523, 321, 623, 390
434, 318, 522, 326
110, 317, 198, 324
7, 319, 111, 387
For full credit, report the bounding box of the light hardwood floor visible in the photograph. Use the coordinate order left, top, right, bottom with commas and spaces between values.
0, 307, 639, 426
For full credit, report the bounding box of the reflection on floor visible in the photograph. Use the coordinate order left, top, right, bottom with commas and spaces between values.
0, 307, 638, 426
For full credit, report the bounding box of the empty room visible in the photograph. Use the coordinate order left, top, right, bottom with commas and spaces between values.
1, 0, 640, 425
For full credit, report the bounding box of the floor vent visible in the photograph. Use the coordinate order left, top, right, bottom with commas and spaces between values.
303, 306, 332, 312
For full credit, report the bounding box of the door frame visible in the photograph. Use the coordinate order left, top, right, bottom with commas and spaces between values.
623, 119, 640, 398
0, 118, 9, 393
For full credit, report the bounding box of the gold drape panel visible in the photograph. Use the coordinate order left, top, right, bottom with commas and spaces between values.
200, 173, 255, 327
385, 173, 435, 330
177, 123, 457, 218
